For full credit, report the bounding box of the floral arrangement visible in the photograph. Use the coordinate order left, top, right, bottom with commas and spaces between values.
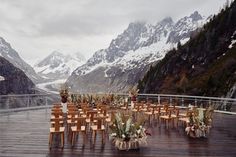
185, 106, 214, 138
109, 112, 149, 150
59, 84, 69, 103
70, 93, 124, 108
128, 87, 139, 101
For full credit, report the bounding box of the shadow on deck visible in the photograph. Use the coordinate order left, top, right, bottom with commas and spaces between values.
0, 109, 236, 157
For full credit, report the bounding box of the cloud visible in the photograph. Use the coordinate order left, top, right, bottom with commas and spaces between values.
0, 0, 228, 65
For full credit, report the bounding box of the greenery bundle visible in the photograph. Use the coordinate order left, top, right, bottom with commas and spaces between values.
185, 106, 214, 138
109, 112, 147, 150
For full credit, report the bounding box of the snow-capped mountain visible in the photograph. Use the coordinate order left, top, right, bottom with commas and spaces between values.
67, 11, 207, 93
0, 37, 42, 83
34, 51, 86, 79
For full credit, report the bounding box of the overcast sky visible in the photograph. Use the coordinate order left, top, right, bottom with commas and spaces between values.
0, 0, 228, 65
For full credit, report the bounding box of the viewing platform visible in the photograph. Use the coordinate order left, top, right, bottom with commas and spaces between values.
0, 94, 236, 157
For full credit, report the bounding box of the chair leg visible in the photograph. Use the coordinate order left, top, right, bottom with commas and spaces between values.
61, 133, 64, 148
93, 131, 96, 144
63, 132, 64, 147
83, 131, 86, 145
102, 131, 104, 144
49, 133, 51, 145
49, 133, 52, 148
72, 132, 74, 146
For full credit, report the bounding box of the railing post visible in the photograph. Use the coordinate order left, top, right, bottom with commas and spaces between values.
195, 98, 197, 107
158, 95, 160, 104
170, 97, 172, 106
208, 99, 211, 108
46, 96, 48, 107
181, 97, 184, 106
224, 101, 227, 111
27, 96, 30, 108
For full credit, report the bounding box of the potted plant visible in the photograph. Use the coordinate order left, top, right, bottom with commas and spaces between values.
59, 84, 69, 114
185, 106, 214, 138
109, 112, 149, 150
128, 87, 139, 109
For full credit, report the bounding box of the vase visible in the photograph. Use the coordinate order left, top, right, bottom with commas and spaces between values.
186, 127, 210, 138
131, 101, 134, 109
114, 139, 139, 150
113, 137, 147, 151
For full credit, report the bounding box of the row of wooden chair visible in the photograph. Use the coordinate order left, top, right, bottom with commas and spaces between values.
49, 103, 115, 149
120, 101, 198, 128
49, 105, 65, 148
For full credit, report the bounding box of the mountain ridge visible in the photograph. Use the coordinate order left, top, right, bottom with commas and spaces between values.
34, 51, 86, 80
138, 2, 236, 97
0, 37, 42, 83
67, 11, 207, 93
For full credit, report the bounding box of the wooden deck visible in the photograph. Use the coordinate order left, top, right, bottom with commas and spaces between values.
0, 109, 236, 157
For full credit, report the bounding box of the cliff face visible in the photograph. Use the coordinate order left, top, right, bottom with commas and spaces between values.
0, 37, 42, 83
0, 56, 35, 94
138, 2, 236, 97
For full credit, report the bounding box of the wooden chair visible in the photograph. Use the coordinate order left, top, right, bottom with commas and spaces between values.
120, 102, 128, 111
170, 108, 180, 127
85, 110, 98, 131
144, 105, 155, 123
99, 106, 109, 117
67, 111, 79, 133
51, 111, 63, 127
154, 105, 161, 120
160, 109, 174, 128
71, 117, 86, 146
134, 103, 145, 119
178, 109, 198, 127
49, 118, 65, 149
160, 104, 169, 115
91, 116, 106, 144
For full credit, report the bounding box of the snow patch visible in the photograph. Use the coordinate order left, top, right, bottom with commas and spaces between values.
0, 76, 5, 81
229, 40, 236, 49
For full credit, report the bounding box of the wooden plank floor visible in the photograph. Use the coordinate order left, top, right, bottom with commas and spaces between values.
0, 109, 236, 157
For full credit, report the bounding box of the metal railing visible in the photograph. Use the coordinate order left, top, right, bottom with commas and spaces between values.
0, 93, 235, 114
136, 94, 236, 114
0, 93, 60, 113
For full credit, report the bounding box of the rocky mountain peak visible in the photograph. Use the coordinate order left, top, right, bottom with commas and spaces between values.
126, 21, 146, 32
0, 36, 42, 83
157, 17, 173, 27
34, 51, 86, 79
190, 11, 203, 21
167, 11, 204, 44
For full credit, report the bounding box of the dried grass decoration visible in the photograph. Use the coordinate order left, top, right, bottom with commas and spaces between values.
109, 112, 148, 150
59, 84, 69, 103
185, 106, 214, 138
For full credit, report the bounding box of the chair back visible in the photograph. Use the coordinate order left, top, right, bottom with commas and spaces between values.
167, 109, 172, 118
52, 112, 63, 118
87, 110, 97, 121
51, 107, 62, 112
156, 106, 161, 114
75, 117, 86, 130
68, 111, 79, 119
54, 118, 60, 131
96, 117, 105, 130
80, 103, 88, 109
101, 106, 108, 116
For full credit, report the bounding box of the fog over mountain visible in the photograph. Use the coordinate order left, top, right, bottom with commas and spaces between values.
0, 0, 228, 64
